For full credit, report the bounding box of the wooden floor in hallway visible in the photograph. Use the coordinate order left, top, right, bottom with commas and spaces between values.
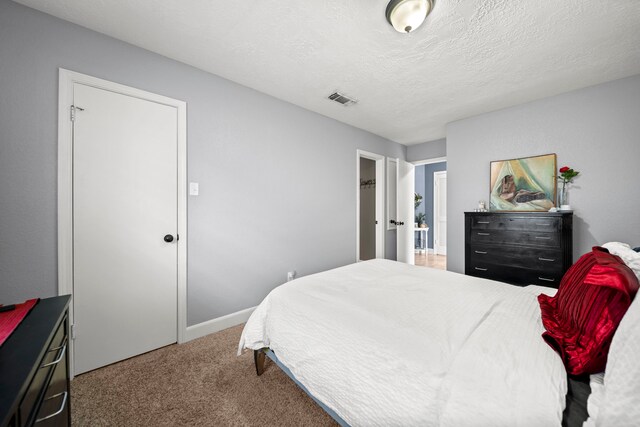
415, 252, 446, 270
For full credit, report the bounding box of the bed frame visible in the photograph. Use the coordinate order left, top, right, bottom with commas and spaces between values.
254, 348, 349, 426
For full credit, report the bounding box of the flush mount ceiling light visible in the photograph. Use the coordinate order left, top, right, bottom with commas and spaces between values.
385, 0, 434, 33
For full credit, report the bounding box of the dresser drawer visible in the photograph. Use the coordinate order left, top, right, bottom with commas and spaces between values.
470, 229, 560, 248
469, 245, 564, 273
468, 264, 527, 285
468, 263, 564, 287
471, 216, 561, 232
525, 272, 564, 287
19, 319, 67, 426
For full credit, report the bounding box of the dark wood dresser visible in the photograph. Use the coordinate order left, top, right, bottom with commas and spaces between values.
0, 296, 71, 427
465, 212, 573, 288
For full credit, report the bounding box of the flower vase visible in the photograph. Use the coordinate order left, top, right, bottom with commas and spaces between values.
557, 184, 570, 210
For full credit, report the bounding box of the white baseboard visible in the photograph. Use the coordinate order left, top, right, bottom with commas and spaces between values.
183, 306, 256, 342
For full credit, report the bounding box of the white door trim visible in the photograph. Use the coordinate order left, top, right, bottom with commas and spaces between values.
411, 156, 447, 166
57, 69, 188, 376
386, 158, 398, 231
433, 170, 447, 255
356, 149, 385, 261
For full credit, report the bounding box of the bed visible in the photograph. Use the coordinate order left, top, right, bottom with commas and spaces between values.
238, 248, 640, 426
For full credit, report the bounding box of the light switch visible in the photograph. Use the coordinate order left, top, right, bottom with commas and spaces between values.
189, 182, 199, 196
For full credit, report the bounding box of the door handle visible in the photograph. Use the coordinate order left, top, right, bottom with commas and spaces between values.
164, 234, 174, 243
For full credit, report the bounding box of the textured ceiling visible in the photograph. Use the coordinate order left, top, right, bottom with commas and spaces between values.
13, 0, 640, 145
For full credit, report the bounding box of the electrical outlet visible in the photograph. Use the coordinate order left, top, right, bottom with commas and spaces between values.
287, 271, 296, 282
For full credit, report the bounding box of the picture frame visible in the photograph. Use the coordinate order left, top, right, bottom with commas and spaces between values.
489, 153, 557, 212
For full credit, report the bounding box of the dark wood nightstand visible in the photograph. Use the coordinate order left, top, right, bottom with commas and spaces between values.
0, 296, 71, 427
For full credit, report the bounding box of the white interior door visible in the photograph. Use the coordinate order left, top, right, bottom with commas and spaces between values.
396, 160, 415, 264
73, 83, 178, 374
434, 171, 447, 255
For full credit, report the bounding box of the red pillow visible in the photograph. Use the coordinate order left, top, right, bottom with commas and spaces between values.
538, 246, 639, 375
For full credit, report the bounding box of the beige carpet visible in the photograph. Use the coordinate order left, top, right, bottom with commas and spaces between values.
71, 324, 338, 426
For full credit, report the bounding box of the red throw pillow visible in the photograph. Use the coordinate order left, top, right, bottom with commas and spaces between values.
538, 246, 639, 375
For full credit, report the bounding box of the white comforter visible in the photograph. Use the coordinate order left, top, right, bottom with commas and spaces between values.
239, 259, 567, 426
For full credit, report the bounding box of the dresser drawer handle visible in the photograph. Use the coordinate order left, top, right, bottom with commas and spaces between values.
475, 267, 488, 271
41, 338, 67, 368
474, 250, 488, 254
534, 236, 552, 240
477, 232, 490, 236
538, 277, 555, 282
538, 257, 556, 262
535, 222, 551, 226
48, 340, 66, 352
477, 221, 490, 224
35, 391, 68, 423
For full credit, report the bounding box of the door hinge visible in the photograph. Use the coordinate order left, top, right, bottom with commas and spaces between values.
71, 324, 76, 340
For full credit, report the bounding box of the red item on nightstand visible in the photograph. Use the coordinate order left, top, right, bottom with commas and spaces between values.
0, 299, 39, 346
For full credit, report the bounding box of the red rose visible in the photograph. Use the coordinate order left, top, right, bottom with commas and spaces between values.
559, 166, 569, 173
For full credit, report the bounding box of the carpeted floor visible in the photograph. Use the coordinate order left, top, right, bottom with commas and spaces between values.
71, 324, 337, 426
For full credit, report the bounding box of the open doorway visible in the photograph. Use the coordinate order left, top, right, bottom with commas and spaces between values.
356, 150, 385, 261
360, 157, 376, 260
413, 159, 446, 270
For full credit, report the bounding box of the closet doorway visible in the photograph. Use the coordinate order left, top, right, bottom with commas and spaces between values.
356, 150, 385, 261
413, 158, 447, 270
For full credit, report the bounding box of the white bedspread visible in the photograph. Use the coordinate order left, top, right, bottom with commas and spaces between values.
239, 259, 567, 426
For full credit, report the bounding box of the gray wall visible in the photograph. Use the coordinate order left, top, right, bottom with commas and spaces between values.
0, 0, 405, 325
406, 138, 446, 162
447, 75, 640, 273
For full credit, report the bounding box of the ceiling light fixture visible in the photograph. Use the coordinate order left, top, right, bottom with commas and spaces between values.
385, 0, 434, 34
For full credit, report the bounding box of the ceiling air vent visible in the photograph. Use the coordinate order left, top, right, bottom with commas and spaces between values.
328, 91, 357, 106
